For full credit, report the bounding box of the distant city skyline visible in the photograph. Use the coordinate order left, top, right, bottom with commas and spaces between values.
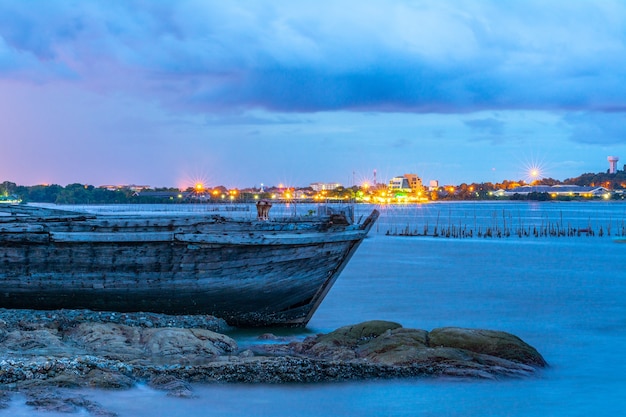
2, 1, 626, 189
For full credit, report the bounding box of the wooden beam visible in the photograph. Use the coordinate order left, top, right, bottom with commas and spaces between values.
49, 232, 175, 242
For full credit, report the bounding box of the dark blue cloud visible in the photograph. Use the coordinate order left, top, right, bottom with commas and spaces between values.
563, 112, 626, 145
1, 1, 626, 114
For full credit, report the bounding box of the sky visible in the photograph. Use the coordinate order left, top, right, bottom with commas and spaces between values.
2, 0, 626, 189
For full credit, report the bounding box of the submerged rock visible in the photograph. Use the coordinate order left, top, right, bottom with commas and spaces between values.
24, 389, 117, 417
148, 375, 195, 398
0, 390, 9, 409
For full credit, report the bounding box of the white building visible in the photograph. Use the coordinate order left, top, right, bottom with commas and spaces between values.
310, 182, 342, 192
388, 176, 410, 190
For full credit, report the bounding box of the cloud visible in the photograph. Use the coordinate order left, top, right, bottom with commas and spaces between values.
1, 1, 626, 114
203, 112, 312, 126
563, 112, 626, 146
464, 117, 505, 136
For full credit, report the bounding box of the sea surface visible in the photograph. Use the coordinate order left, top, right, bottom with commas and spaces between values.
3, 201, 626, 416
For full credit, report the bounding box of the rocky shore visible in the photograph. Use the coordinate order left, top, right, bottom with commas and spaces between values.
0, 309, 547, 415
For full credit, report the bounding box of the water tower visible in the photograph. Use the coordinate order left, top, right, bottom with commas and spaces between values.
608, 156, 619, 174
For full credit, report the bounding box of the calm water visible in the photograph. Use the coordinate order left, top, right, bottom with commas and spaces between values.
3, 202, 625, 416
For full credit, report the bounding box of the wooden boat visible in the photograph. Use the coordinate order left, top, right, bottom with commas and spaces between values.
0, 204, 378, 327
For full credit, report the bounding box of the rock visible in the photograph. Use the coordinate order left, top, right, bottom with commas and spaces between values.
24, 389, 117, 416
84, 369, 135, 389
0, 390, 10, 409
66, 322, 144, 359
356, 328, 429, 364
23, 373, 84, 389
0, 329, 64, 353
141, 327, 237, 358
316, 320, 403, 347
428, 327, 548, 367
65, 322, 238, 362
0, 310, 548, 415
0, 308, 229, 332
148, 375, 195, 398
258, 333, 279, 340
296, 321, 403, 361
25, 390, 79, 413
257, 321, 546, 379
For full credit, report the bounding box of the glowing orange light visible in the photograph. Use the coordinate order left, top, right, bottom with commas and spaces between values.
195, 182, 204, 191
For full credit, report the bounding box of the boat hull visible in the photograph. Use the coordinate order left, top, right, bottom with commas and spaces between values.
0, 207, 378, 327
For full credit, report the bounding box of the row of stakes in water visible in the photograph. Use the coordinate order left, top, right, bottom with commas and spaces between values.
385, 222, 626, 238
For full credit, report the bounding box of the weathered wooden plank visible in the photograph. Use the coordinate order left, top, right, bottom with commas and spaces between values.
0, 204, 86, 217
3, 212, 334, 235
49, 232, 175, 242
0, 224, 45, 232
175, 230, 365, 245
1, 241, 349, 279
0, 233, 49, 243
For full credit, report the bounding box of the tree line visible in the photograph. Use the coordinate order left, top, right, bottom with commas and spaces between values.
1, 182, 136, 204
2, 169, 626, 205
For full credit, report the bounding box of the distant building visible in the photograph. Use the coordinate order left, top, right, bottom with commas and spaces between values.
388, 176, 410, 191
495, 185, 610, 197
136, 190, 188, 200
403, 174, 423, 191
388, 174, 424, 193
429, 180, 439, 191
99, 184, 151, 192
294, 189, 313, 199
310, 182, 342, 192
